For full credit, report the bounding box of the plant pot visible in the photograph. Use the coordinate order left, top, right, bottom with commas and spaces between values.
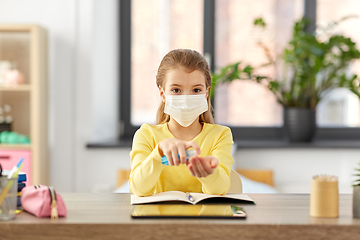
283, 107, 316, 142
353, 186, 360, 218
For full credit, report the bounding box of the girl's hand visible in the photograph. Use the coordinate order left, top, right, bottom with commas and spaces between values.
187, 155, 218, 178
158, 139, 200, 166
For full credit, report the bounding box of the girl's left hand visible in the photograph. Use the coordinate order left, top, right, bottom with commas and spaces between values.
187, 155, 218, 178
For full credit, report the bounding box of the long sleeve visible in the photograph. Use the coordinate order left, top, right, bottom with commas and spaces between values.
197, 127, 234, 195
128, 123, 234, 196
129, 126, 165, 196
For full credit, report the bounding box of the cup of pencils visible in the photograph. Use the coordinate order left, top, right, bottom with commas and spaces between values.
310, 174, 339, 218
0, 158, 23, 220
0, 176, 18, 220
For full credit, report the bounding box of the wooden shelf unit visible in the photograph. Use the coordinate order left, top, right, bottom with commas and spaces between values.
0, 144, 31, 150
0, 84, 31, 91
0, 24, 48, 185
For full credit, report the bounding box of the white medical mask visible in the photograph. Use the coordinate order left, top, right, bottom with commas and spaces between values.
164, 93, 208, 127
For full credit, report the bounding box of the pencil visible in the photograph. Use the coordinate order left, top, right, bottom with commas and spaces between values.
0, 160, 23, 206
186, 192, 195, 202
0, 176, 17, 206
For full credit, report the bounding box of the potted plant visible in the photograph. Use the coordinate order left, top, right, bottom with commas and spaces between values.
211, 17, 360, 142
353, 163, 360, 218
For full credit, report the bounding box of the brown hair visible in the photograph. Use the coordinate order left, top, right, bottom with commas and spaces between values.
155, 49, 215, 125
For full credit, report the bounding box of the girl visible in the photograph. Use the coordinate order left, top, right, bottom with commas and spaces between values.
129, 49, 234, 197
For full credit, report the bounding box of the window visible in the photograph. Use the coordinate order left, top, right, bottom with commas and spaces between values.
119, 0, 206, 139
119, 0, 360, 142
214, 0, 304, 127
131, 0, 204, 126
316, 0, 360, 127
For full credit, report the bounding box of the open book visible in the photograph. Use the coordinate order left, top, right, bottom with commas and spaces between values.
131, 191, 255, 205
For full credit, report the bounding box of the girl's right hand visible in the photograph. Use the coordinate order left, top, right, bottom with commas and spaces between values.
158, 139, 201, 166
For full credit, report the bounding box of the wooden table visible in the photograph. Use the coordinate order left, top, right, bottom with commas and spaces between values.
0, 193, 360, 240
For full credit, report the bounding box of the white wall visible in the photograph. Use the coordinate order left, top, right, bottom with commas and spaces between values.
0, 0, 359, 193
234, 149, 359, 193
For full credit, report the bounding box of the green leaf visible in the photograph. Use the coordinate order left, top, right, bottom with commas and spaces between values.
269, 81, 280, 90
243, 65, 254, 78
256, 76, 267, 82
254, 18, 266, 28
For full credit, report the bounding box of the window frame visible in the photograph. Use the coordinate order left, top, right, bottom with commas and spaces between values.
118, 0, 360, 143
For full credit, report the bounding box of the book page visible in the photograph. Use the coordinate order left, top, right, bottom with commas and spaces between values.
189, 193, 254, 204
131, 191, 188, 205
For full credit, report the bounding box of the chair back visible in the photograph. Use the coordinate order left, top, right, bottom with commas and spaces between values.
236, 168, 274, 186
228, 169, 243, 193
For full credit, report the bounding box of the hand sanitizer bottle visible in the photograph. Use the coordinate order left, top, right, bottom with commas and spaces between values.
161, 149, 197, 166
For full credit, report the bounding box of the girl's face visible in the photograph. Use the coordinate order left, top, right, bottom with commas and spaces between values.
159, 67, 209, 102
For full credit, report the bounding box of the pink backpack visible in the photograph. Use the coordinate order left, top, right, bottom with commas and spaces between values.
21, 185, 67, 218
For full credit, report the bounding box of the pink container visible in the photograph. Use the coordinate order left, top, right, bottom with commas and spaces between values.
0, 150, 32, 185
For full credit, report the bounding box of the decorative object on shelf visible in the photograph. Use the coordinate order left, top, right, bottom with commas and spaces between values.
3, 69, 24, 86
4, 116, 13, 124
0, 131, 30, 144
211, 16, 360, 142
3, 104, 13, 124
0, 61, 12, 85
310, 175, 338, 218
0, 124, 11, 135
3, 104, 11, 113
353, 163, 360, 218
0, 61, 24, 87
0, 104, 13, 134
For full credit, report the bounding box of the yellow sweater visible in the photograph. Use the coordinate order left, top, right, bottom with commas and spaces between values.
129, 123, 234, 196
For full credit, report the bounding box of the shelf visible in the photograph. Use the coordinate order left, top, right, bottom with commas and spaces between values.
0, 24, 48, 185
0, 84, 31, 92
0, 144, 31, 150
0, 24, 34, 32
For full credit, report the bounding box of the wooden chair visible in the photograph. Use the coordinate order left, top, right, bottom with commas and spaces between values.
228, 169, 243, 193
117, 169, 131, 189
236, 169, 274, 187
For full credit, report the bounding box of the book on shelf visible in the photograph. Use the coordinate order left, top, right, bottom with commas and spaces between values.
18, 182, 26, 191
131, 191, 255, 205
1, 170, 27, 182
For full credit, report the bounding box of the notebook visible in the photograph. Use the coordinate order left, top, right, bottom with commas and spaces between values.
131, 191, 255, 205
